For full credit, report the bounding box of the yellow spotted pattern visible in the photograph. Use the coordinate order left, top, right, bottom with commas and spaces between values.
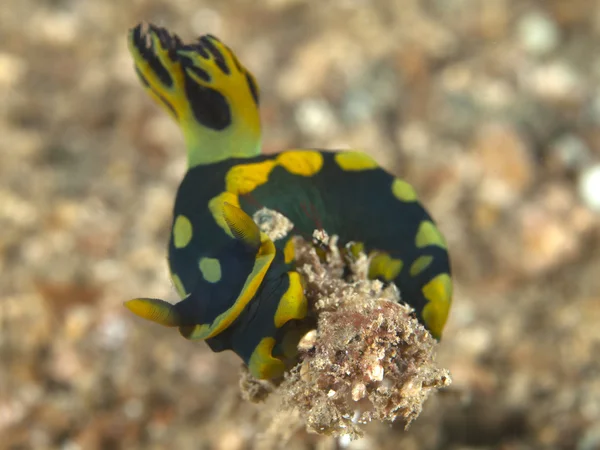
391, 178, 417, 202
173, 215, 193, 248
199, 257, 222, 283
216, 152, 324, 239
334, 151, 378, 171
128, 23, 455, 378
225, 160, 277, 195
180, 236, 276, 341
277, 150, 324, 176
415, 220, 447, 250
409, 255, 434, 277
421, 273, 452, 339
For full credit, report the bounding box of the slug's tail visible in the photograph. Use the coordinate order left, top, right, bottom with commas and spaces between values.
128, 23, 262, 167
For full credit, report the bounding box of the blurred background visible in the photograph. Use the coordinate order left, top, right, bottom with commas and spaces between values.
2, 0, 600, 449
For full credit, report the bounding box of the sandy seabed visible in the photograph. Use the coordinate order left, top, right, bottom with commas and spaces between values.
1, 1, 600, 449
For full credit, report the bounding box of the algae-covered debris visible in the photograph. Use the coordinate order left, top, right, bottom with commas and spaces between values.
247, 209, 451, 441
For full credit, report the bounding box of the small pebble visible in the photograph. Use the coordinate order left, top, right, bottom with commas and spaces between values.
578, 164, 600, 212
517, 12, 560, 56
528, 61, 582, 102
295, 98, 338, 138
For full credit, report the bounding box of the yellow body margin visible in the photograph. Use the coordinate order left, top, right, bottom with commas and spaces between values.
248, 337, 286, 379
421, 273, 452, 339
274, 271, 307, 328
180, 235, 276, 341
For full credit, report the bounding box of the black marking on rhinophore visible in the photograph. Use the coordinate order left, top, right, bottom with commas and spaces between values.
229, 50, 243, 73
156, 93, 178, 119
199, 35, 231, 75
183, 72, 231, 130
135, 67, 151, 88
177, 53, 212, 83
182, 43, 210, 59
131, 24, 146, 50
245, 72, 260, 106
147, 54, 173, 88
177, 54, 194, 66
185, 65, 211, 83
132, 24, 173, 88
149, 24, 181, 62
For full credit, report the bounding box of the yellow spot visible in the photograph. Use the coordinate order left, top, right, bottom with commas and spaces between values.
334, 151, 378, 171
225, 160, 277, 195
277, 150, 323, 176
283, 238, 296, 264
421, 273, 453, 339
409, 255, 434, 277
173, 215, 193, 248
248, 337, 286, 379
391, 178, 417, 202
368, 252, 403, 281
274, 272, 307, 328
208, 192, 240, 235
170, 272, 187, 297
179, 235, 276, 341
199, 257, 222, 283
415, 221, 447, 250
